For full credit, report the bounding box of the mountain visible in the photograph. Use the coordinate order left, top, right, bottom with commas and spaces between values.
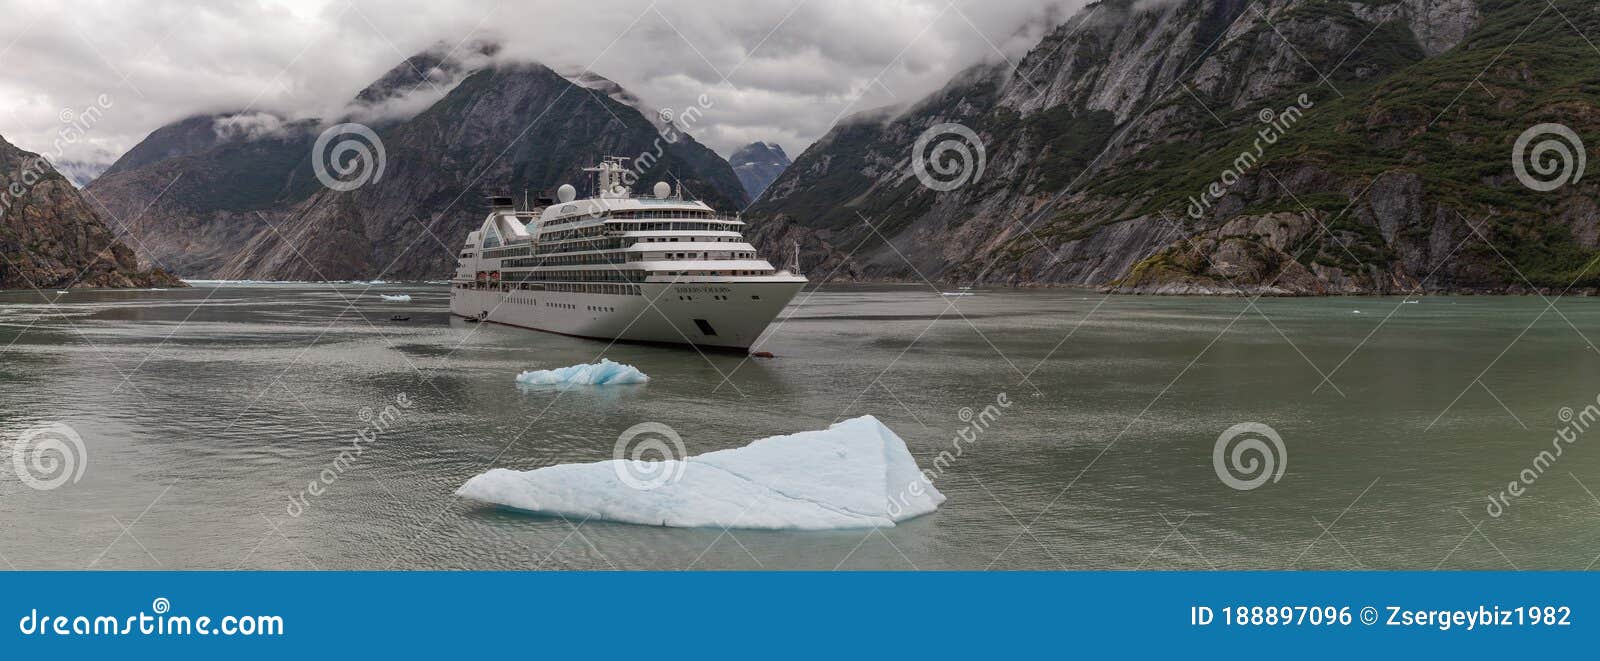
559, 68, 653, 119
0, 134, 182, 289
729, 141, 792, 201
52, 156, 116, 187
88, 49, 747, 281
345, 40, 500, 127
748, 0, 1600, 295
86, 112, 320, 275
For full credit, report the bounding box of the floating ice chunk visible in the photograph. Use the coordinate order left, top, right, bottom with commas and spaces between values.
54, 290, 68, 294
515, 358, 648, 386
380, 294, 411, 302
455, 415, 945, 530
941, 292, 974, 296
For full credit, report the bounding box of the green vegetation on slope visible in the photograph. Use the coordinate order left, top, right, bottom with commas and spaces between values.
1088, 0, 1600, 287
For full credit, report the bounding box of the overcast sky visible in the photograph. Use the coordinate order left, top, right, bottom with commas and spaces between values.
0, 0, 1086, 175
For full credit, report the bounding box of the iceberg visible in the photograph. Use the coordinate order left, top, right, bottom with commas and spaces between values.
515, 359, 649, 386
380, 294, 411, 302
455, 415, 945, 530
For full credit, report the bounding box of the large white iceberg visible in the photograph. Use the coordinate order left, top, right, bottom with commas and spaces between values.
455, 415, 944, 530
515, 359, 649, 386
379, 294, 411, 302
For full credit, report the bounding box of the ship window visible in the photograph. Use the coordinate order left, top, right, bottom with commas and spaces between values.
693, 319, 717, 336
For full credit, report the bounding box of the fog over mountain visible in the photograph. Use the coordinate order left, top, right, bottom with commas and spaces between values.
0, 0, 1087, 178
84, 48, 750, 281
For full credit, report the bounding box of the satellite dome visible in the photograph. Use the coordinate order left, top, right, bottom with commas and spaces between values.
653, 181, 672, 198
557, 184, 576, 203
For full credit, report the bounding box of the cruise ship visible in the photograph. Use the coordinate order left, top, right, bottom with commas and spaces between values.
449, 158, 807, 351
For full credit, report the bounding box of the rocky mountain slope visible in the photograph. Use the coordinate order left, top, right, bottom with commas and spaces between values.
89, 47, 747, 280
0, 134, 182, 289
749, 0, 1600, 295
729, 141, 792, 201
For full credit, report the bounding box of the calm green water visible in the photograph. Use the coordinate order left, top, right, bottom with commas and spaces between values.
1, 283, 1597, 570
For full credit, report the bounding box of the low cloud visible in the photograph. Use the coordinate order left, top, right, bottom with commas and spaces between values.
0, 0, 1090, 173
212, 112, 293, 141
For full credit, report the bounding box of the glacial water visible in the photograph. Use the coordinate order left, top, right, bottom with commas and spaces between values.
1, 282, 1597, 570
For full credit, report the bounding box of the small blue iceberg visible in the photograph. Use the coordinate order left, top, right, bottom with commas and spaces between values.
516, 359, 649, 386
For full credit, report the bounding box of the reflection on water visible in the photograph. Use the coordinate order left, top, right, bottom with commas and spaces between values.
1, 282, 1598, 570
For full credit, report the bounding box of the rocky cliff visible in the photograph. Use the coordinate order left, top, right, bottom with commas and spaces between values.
729, 141, 792, 201
89, 48, 747, 281
749, 0, 1600, 295
0, 134, 182, 289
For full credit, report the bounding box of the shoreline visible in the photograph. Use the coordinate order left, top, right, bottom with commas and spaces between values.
4, 279, 1594, 298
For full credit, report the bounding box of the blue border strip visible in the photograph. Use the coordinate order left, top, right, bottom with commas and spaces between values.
3, 571, 1593, 657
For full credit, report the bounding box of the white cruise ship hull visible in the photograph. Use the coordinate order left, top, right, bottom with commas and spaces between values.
449, 279, 806, 351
